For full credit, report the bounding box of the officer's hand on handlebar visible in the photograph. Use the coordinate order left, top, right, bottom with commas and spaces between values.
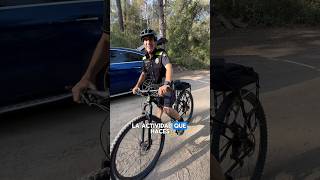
158, 85, 170, 97
132, 86, 139, 95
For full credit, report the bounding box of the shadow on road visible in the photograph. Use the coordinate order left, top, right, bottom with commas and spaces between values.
219, 55, 320, 93
263, 147, 320, 179
148, 111, 210, 179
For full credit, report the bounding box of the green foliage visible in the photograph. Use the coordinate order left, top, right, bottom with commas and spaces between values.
167, 0, 210, 69
111, 0, 210, 70
215, 0, 320, 26
111, 1, 145, 48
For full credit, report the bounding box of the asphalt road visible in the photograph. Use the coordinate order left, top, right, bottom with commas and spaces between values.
0, 70, 210, 180
215, 27, 320, 179
0, 101, 107, 180
110, 70, 210, 180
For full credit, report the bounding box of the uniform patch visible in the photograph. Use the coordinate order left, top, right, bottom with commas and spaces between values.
155, 58, 160, 64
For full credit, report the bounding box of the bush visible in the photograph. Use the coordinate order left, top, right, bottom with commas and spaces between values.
215, 0, 320, 26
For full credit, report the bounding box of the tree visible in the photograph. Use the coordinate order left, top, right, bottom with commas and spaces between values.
158, 0, 166, 38
116, 0, 124, 32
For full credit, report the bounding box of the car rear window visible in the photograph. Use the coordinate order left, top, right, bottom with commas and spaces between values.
111, 50, 142, 63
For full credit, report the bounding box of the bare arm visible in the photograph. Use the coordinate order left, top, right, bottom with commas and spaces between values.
164, 63, 173, 82
158, 63, 173, 96
135, 72, 146, 88
83, 33, 109, 82
132, 72, 146, 94
72, 33, 109, 102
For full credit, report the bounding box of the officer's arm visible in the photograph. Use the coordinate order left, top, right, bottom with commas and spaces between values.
164, 63, 173, 82
134, 72, 146, 88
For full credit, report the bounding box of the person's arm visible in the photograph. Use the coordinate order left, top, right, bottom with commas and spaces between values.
159, 54, 172, 96
164, 63, 173, 82
132, 72, 146, 94
72, 32, 109, 103
83, 33, 109, 81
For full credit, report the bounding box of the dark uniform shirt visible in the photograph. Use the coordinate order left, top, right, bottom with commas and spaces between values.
103, 0, 110, 34
142, 48, 170, 84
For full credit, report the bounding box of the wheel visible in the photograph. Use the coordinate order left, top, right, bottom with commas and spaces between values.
212, 90, 267, 180
100, 115, 110, 165
174, 89, 194, 123
110, 115, 165, 179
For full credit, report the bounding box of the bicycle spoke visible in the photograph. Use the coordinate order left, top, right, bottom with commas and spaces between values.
140, 152, 152, 170
116, 150, 137, 167
221, 132, 232, 141
117, 141, 139, 150
118, 146, 140, 151
139, 148, 142, 174
120, 152, 140, 176
220, 142, 232, 161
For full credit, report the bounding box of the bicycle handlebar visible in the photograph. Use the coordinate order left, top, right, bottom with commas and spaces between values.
135, 89, 159, 97
80, 89, 109, 112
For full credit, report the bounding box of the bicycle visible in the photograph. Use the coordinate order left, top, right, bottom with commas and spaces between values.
211, 61, 268, 180
173, 80, 194, 122
110, 82, 193, 180
78, 89, 111, 179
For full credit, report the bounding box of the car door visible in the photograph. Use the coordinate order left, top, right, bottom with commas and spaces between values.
110, 49, 143, 95
0, 0, 103, 107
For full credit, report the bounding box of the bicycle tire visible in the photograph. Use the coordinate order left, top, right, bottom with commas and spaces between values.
100, 115, 110, 161
212, 90, 267, 180
174, 89, 194, 123
110, 115, 165, 180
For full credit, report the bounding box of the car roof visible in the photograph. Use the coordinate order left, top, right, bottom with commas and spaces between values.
111, 47, 144, 55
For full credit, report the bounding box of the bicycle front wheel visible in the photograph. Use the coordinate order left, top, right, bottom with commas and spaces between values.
110, 115, 165, 180
212, 90, 267, 180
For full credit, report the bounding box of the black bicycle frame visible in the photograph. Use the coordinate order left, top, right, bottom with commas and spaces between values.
212, 82, 261, 173
141, 95, 159, 148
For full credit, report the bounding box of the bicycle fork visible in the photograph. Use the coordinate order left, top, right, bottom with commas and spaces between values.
140, 102, 153, 151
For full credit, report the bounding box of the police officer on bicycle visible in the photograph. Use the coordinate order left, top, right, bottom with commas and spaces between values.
132, 28, 185, 134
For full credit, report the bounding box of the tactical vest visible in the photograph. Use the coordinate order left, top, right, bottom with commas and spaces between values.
142, 49, 167, 84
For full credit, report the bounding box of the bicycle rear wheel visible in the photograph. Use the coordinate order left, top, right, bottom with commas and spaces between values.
174, 89, 194, 123
100, 115, 110, 166
212, 90, 267, 180
110, 115, 165, 179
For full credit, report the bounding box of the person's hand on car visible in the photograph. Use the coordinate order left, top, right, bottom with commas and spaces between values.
72, 78, 96, 103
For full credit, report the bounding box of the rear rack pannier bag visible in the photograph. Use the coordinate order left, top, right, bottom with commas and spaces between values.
211, 60, 259, 91
173, 80, 191, 91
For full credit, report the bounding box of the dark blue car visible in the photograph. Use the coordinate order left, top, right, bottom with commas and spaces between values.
0, 0, 146, 113
0, 0, 105, 113
110, 48, 144, 96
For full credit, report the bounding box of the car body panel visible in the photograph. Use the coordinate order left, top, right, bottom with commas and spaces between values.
0, 0, 103, 109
